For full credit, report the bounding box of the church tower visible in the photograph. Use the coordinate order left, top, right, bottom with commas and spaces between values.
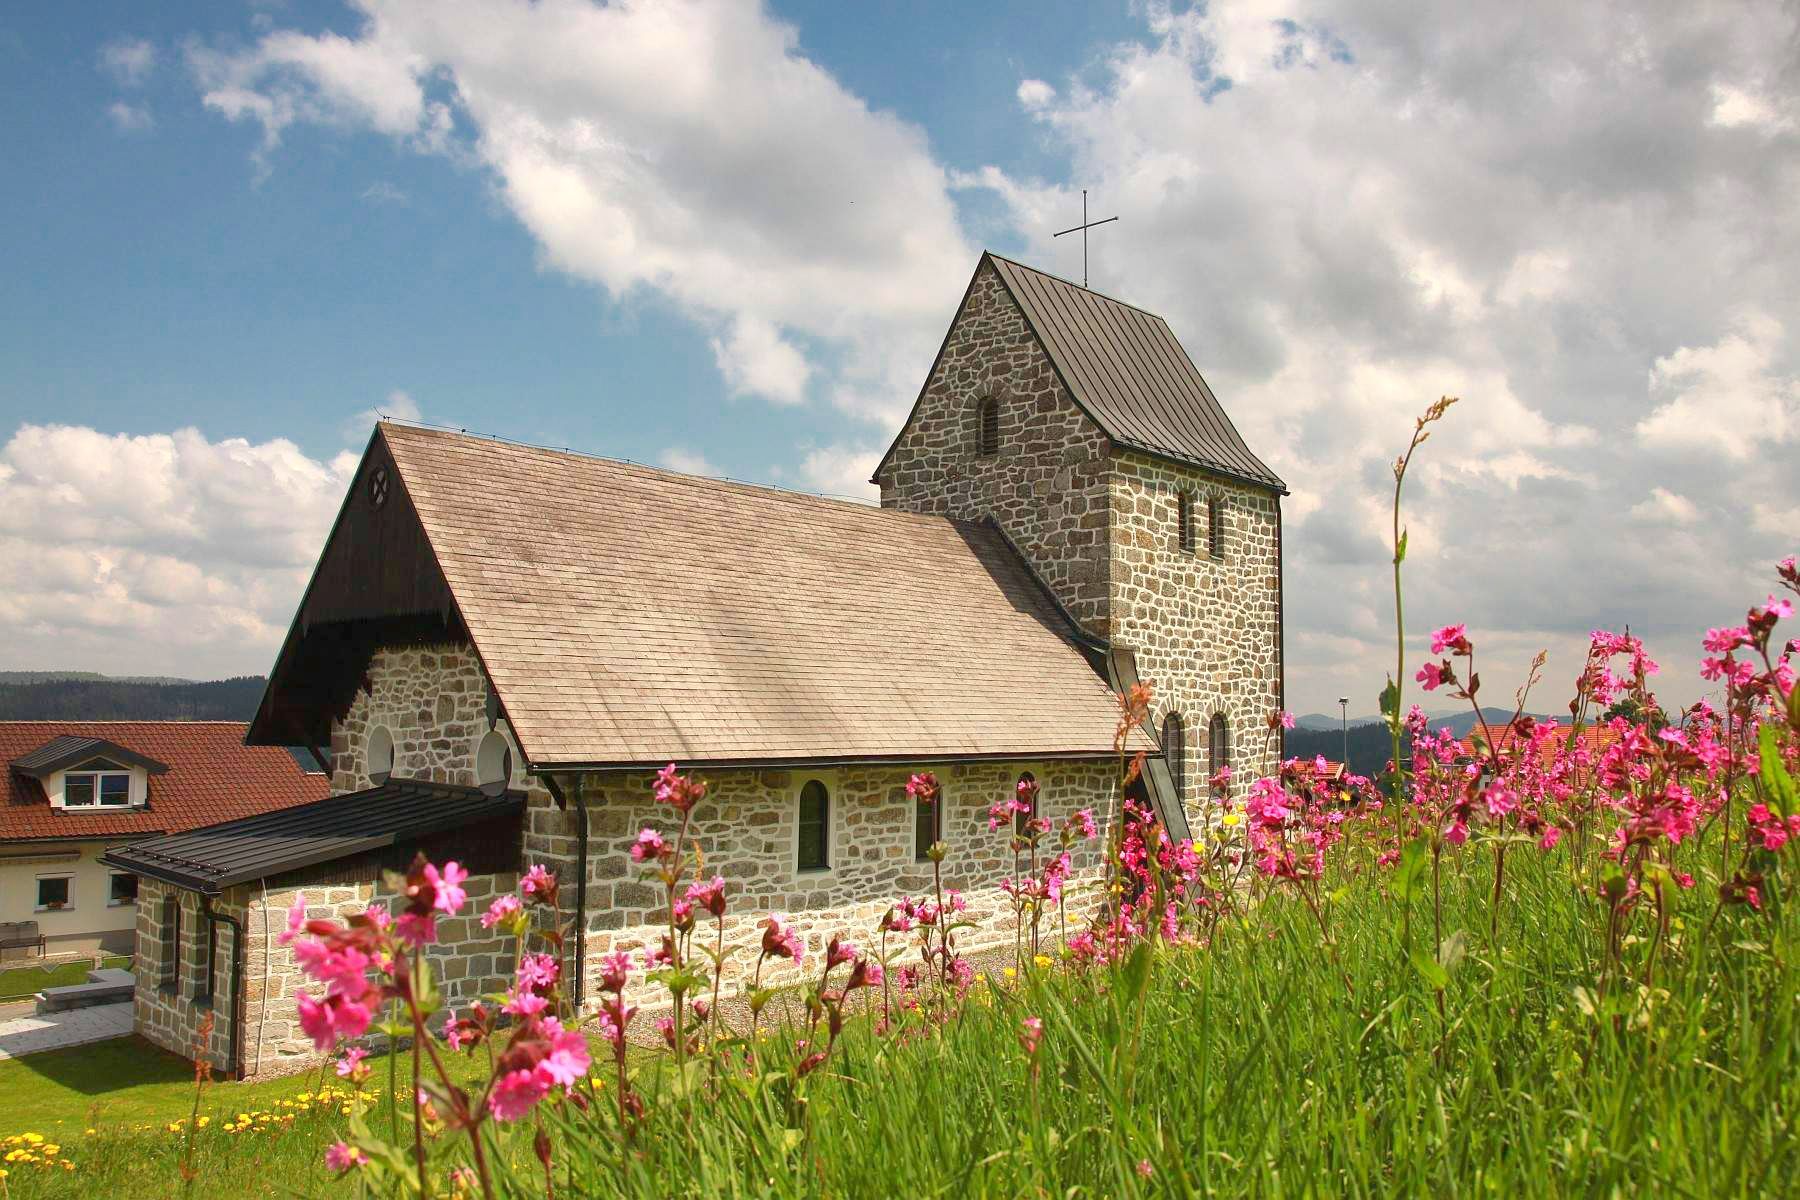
873, 252, 1286, 826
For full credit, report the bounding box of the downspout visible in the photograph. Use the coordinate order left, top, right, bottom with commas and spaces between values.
256, 879, 273, 1078
538, 773, 588, 1010
202, 901, 247, 1080
1276, 496, 1286, 764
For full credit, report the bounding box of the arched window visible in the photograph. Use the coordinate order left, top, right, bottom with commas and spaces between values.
1176, 491, 1196, 555
1207, 494, 1226, 561
975, 395, 1000, 457
797, 780, 831, 871
1162, 712, 1186, 801
1209, 713, 1231, 794
1015, 771, 1037, 839
475, 729, 514, 797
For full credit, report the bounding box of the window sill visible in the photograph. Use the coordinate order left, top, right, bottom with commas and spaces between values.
157, 983, 179, 998
33, 906, 73, 914
795, 866, 835, 878
107, 899, 138, 908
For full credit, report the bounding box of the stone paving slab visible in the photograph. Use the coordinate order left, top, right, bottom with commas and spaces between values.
0, 1000, 132, 1059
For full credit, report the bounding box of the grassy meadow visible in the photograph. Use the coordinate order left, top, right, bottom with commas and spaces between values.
4, 824, 1790, 1199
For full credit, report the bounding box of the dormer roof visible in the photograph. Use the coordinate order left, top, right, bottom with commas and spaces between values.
10, 734, 170, 781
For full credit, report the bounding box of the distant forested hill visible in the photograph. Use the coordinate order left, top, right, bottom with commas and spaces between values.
0, 675, 267, 720
1286, 722, 1405, 778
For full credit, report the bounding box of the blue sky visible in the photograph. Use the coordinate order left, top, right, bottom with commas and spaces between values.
0, 1, 1137, 474
0, 1, 1795, 716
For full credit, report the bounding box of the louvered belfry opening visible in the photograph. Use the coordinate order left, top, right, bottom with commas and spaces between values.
975, 395, 999, 456
1208, 494, 1226, 560
1177, 491, 1195, 554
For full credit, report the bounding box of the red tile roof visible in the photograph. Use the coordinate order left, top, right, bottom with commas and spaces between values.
1456, 720, 1620, 764
2, 722, 329, 843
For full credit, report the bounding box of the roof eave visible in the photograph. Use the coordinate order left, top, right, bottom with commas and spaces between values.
529, 745, 1153, 774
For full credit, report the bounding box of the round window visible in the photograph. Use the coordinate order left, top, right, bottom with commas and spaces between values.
367, 725, 395, 785
475, 730, 514, 797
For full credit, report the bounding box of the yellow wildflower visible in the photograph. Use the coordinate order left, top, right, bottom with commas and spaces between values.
1221, 813, 1242, 827
1002, 967, 1017, 979
1034, 954, 1053, 969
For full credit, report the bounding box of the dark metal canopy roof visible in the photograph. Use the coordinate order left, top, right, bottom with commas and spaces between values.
10, 735, 171, 780
99, 778, 524, 894
985, 254, 1285, 492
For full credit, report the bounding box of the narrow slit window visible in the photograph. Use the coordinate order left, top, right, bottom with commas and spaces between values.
797, 780, 830, 871
1177, 491, 1195, 555
1209, 714, 1231, 795
914, 788, 940, 862
1015, 771, 1037, 839
975, 396, 999, 457
1207, 495, 1226, 561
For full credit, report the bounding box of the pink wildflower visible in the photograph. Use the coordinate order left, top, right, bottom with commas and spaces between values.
423, 861, 469, 915
335, 1046, 369, 1079
629, 828, 667, 862
1019, 1016, 1043, 1055
517, 952, 559, 992
538, 1017, 592, 1088
1416, 661, 1446, 691
278, 894, 306, 946
481, 893, 521, 929
521, 864, 555, 897
489, 1068, 551, 1122
324, 1142, 367, 1173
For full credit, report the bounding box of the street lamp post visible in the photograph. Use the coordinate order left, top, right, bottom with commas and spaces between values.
1338, 697, 1350, 769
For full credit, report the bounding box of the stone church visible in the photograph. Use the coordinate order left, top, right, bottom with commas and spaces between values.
107, 252, 1285, 1076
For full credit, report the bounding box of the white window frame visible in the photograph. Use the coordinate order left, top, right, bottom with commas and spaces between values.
108, 871, 140, 907
63, 769, 134, 808
35, 873, 75, 912
791, 772, 840, 878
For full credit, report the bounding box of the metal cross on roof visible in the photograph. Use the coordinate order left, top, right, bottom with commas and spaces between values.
1052, 189, 1118, 289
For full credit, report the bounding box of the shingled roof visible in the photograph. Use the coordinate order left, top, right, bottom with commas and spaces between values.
2, 722, 330, 843
876, 252, 1285, 492
251, 422, 1148, 769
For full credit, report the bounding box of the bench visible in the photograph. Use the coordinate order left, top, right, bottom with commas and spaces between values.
0, 921, 46, 958
35, 967, 136, 1014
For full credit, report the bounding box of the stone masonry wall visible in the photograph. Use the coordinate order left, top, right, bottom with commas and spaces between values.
1109, 452, 1283, 829
530, 757, 1121, 1008
134, 870, 519, 1079
876, 260, 1114, 636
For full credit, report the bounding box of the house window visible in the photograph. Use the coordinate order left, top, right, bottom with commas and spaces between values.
975, 396, 999, 457
109, 873, 139, 906
914, 788, 941, 862
35, 876, 72, 911
797, 780, 831, 871
1177, 491, 1196, 555
1209, 714, 1231, 794
1207, 495, 1226, 561
1163, 712, 1186, 801
1015, 771, 1037, 839
65, 770, 132, 807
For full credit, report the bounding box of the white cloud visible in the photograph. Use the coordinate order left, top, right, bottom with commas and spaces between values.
344, 389, 421, 441
1637, 312, 1798, 459
0, 425, 356, 678
656, 446, 719, 477
709, 315, 810, 406
981, 0, 1800, 712
1709, 83, 1791, 131
359, 180, 409, 205
186, 0, 972, 425
99, 38, 156, 86
1631, 487, 1700, 525
106, 102, 154, 132
788, 443, 879, 503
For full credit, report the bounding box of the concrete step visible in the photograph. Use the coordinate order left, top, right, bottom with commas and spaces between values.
35, 975, 135, 1014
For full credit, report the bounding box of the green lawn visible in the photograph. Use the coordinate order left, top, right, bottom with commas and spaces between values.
0, 956, 131, 1002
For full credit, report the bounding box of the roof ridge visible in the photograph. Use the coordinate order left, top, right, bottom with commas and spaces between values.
980, 249, 1172, 323
379, 420, 892, 514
